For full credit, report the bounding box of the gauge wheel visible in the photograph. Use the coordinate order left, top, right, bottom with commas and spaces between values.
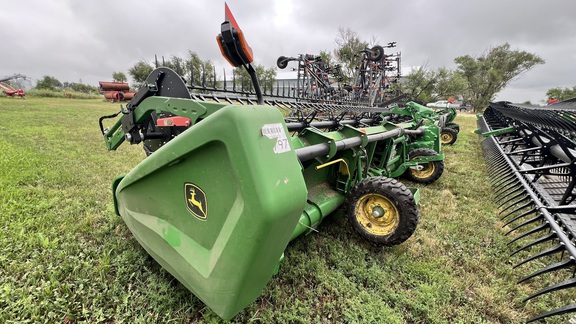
368, 45, 385, 62
277, 56, 289, 69
445, 122, 460, 134
404, 148, 444, 184
347, 176, 419, 246
440, 127, 457, 145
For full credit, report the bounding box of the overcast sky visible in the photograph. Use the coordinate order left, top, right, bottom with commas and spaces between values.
1, 0, 575, 104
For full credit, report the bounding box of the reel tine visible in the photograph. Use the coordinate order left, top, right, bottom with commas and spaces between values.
500, 201, 535, 221
495, 187, 526, 205
526, 304, 576, 323
502, 208, 538, 226
517, 258, 575, 284
513, 244, 564, 269
507, 223, 549, 245
509, 233, 556, 257
522, 277, 576, 302
504, 213, 542, 235
494, 182, 522, 201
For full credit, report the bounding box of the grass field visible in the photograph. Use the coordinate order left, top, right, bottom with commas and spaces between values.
0, 97, 572, 323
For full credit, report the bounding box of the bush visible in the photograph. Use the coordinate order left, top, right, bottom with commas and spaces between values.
26, 89, 101, 99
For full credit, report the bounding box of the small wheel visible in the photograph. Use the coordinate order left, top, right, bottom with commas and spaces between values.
277, 56, 289, 69
440, 128, 457, 145
404, 148, 444, 184
347, 177, 419, 246
445, 122, 460, 134
367, 45, 385, 62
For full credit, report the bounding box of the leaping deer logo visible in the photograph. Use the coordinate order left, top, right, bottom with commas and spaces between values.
184, 183, 207, 220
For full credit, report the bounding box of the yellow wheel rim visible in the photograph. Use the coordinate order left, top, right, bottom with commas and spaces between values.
410, 158, 435, 179
355, 193, 399, 236
440, 132, 454, 144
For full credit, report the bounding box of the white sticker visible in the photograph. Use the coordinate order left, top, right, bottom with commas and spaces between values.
262, 123, 291, 154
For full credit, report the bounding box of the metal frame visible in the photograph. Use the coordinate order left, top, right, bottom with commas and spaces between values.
479, 101, 576, 322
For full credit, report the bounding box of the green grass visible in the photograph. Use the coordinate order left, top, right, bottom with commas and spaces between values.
0, 97, 572, 323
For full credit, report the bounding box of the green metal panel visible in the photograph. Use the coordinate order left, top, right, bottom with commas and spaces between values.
113, 104, 308, 319
481, 126, 516, 137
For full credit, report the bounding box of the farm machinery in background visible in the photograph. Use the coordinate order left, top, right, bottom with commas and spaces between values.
99, 4, 447, 320
276, 43, 401, 107
275, 53, 346, 102
99, 81, 136, 102
178, 41, 459, 145
0, 74, 27, 98
478, 100, 576, 322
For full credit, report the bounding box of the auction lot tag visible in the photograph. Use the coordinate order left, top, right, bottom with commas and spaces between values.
262, 123, 291, 154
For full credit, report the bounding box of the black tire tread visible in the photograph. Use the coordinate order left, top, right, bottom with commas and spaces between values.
368, 45, 385, 62
347, 176, 419, 246
404, 148, 444, 185
277, 56, 288, 69
445, 122, 460, 134
440, 127, 457, 145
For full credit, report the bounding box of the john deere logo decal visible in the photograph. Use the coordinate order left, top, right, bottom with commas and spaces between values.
184, 183, 207, 220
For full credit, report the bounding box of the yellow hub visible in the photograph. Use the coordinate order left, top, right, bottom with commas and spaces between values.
410, 159, 435, 179
440, 131, 454, 144
355, 193, 399, 236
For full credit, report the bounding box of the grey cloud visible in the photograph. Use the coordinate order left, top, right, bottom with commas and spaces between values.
1, 0, 574, 103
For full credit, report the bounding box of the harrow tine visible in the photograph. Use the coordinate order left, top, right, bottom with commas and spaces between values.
513, 244, 564, 269
495, 187, 526, 205
491, 170, 516, 184
493, 175, 518, 191
509, 233, 556, 257
498, 196, 531, 213
504, 213, 542, 235
507, 222, 549, 244
522, 277, 576, 302
498, 192, 529, 209
526, 304, 576, 323
494, 184, 522, 202
517, 258, 575, 284
502, 208, 538, 226
500, 201, 535, 221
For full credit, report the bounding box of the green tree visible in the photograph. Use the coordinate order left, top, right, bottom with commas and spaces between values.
163, 55, 186, 76
112, 72, 127, 83
128, 60, 154, 87
319, 50, 334, 67
183, 51, 203, 85
257, 65, 277, 94
454, 43, 544, 112
333, 27, 369, 83
402, 66, 466, 104
62, 82, 98, 93
233, 64, 276, 94
35, 76, 63, 91
401, 66, 436, 104
546, 86, 576, 101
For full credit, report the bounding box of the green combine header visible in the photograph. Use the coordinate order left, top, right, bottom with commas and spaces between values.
99, 4, 447, 319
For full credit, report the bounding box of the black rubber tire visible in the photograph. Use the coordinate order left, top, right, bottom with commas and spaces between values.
440, 127, 457, 145
368, 45, 385, 62
403, 148, 444, 185
277, 56, 289, 69
347, 176, 419, 246
445, 122, 460, 134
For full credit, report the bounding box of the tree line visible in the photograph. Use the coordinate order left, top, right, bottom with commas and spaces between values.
30, 27, 573, 110
124, 50, 277, 94
330, 28, 546, 111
